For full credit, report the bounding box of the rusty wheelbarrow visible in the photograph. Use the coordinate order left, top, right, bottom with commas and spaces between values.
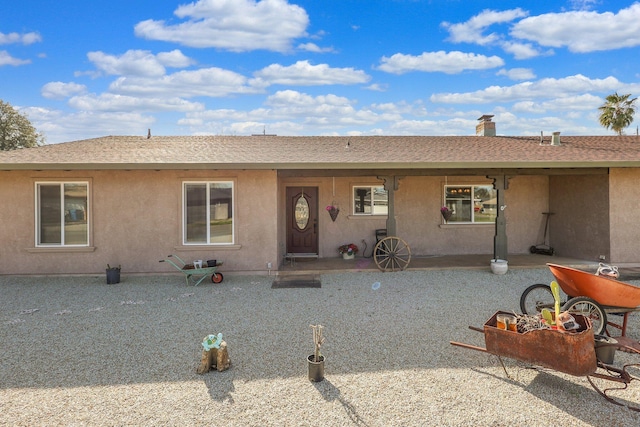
451, 311, 640, 410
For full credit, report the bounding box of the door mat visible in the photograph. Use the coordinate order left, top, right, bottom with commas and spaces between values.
271, 277, 321, 289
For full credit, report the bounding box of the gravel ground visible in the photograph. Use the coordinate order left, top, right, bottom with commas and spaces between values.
2, 268, 640, 426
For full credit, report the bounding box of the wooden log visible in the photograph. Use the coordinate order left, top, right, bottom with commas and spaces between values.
197, 340, 230, 374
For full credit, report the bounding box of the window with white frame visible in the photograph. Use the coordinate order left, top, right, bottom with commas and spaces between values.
353, 185, 388, 215
183, 181, 234, 244
443, 184, 496, 223
36, 182, 89, 246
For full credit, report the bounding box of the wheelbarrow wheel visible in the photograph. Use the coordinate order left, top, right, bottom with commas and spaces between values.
520, 283, 554, 315
562, 296, 607, 335
374, 236, 411, 272
212, 272, 224, 284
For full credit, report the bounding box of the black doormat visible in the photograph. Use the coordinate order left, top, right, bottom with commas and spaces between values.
271, 278, 321, 289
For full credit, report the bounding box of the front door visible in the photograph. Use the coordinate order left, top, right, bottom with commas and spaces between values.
286, 187, 318, 254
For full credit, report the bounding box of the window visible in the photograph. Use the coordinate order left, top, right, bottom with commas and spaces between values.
36, 182, 89, 246
353, 185, 388, 215
444, 184, 496, 223
183, 182, 234, 244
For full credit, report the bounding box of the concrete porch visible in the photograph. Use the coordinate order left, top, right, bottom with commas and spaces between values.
278, 253, 600, 276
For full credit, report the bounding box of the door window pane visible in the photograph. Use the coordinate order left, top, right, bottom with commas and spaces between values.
294, 195, 310, 230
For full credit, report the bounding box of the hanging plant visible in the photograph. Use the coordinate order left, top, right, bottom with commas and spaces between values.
326, 204, 339, 222
441, 206, 452, 222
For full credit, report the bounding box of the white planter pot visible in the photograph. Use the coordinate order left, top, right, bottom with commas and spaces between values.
490, 259, 508, 275
342, 253, 355, 260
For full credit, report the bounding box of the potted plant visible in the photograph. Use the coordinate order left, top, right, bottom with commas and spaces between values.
106, 264, 121, 284
308, 324, 325, 382
338, 243, 358, 260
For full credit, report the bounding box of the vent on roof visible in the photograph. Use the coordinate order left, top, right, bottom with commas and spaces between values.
551, 131, 561, 146
251, 126, 276, 136
476, 115, 496, 136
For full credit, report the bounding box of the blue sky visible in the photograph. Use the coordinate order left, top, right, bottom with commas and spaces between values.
2, 0, 640, 143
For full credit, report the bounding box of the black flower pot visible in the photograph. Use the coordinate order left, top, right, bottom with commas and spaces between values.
106, 267, 121, 284
307, 354, 325, 382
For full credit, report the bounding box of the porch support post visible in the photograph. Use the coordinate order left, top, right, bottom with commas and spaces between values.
488, 174, 510, 261
378, 175, 403, 237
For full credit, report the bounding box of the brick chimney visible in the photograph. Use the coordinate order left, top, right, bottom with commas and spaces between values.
476, 115, 496, 136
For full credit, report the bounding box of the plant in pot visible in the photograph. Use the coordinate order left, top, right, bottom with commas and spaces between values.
106, 264, 121, 284
308, 324, 325, 382
338, 243, 358, 260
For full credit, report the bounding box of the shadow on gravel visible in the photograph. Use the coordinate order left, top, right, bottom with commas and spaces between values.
313, 379, 369, 427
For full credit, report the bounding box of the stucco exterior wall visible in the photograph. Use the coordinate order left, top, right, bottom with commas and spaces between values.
609, 168, 640, 263
549, 174, 610, 260
0, 169, 278, 275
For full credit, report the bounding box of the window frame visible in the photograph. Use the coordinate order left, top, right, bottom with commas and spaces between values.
182, 180, 235, 245
352, 185, 388, 216
443, 184, 496, 224
35, 181, 90, 247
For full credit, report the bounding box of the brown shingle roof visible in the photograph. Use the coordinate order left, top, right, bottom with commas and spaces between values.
2, 134, 640, 170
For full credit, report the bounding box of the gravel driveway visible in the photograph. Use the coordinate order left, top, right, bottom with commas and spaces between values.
2, 269, 640, 426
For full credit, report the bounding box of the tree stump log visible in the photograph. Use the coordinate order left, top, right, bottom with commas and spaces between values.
197, 340, 230, 374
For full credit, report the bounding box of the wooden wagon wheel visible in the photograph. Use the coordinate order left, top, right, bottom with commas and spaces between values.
374, 236, 411, 272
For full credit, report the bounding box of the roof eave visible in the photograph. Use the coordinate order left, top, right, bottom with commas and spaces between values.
0, 160, 637, 171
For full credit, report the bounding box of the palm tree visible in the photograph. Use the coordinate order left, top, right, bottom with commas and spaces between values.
598, 92, 637, 135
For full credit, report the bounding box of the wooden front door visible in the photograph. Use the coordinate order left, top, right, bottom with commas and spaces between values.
286, 187, 318, 254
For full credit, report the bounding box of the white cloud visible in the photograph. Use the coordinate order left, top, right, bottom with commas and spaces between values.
388, 118, 478, 135
134, 0, 309, 52
0, 31, 42, 45
500, 41, 551, 59
68, 93, 204, 112
364, 83, 388, 92
179, 89, 406, 134
377, 51, 504, 74
511, 3, 640, 52
21, 107, 156, 143
512, 94, 602, 113
568, 0, 599, 11
108, 67, 262, 98
41, 82, 87, 99
0, 50, 30, 66
87, 49, 194, 77
297, 43, 335, 53
496, 68, 536, 80
156, 50, 196, 68
253, 60, 370, 86
431, 74, 621, 104
442, 8, 528, 45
